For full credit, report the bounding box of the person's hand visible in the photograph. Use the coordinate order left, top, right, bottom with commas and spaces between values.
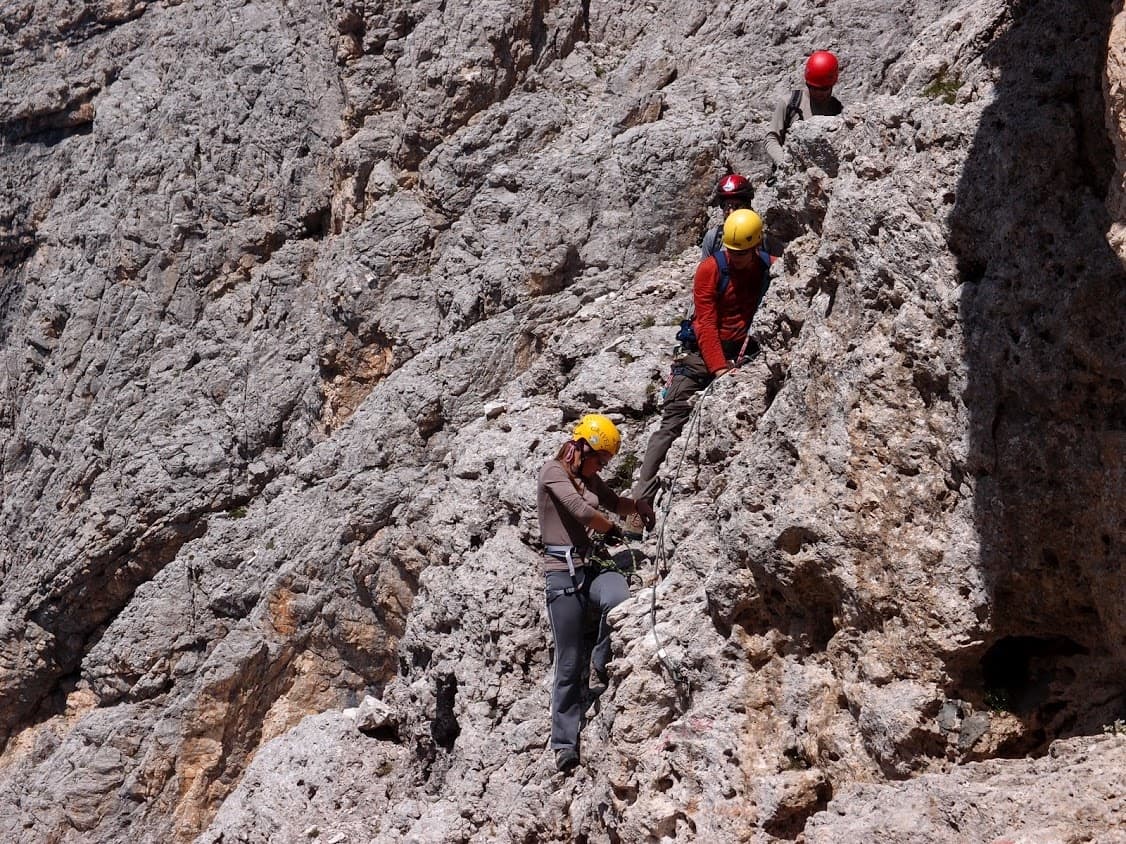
715, 364, 735, 378
604, 524, 624, 543
635, 499, 656, 530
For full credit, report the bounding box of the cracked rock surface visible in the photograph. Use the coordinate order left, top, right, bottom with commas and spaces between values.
0, 0, 1123, 842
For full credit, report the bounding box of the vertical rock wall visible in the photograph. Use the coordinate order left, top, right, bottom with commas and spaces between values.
0, 0, 1123, 842
950, 0, 1124, 742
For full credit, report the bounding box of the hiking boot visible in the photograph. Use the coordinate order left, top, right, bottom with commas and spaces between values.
555, 748, 579, 772
622, 512, 645, 541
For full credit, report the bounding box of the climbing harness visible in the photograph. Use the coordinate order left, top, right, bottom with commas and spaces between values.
544, 541, 639, 606
544, 543, 585, 604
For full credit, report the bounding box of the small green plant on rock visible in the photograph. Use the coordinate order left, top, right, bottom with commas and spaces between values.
984, 686, 1012, 713
923, 70, 962, 105
610, 451, 640, 489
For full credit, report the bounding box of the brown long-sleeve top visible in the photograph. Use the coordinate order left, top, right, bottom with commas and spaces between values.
537, 459, 621, 573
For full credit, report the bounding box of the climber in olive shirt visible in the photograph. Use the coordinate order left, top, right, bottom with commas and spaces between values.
537, 413, 654, 772
764, 50, 844, 168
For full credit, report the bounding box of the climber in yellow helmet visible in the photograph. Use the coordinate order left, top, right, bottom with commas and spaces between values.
624, 209, 775, 537
536, 413, 655, 772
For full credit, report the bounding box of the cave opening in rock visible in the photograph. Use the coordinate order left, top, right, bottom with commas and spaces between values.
980, 635, 1086, 715
972, 634, 1108, 757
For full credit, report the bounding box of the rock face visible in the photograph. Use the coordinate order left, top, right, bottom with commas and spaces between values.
0, 0, 1123, 842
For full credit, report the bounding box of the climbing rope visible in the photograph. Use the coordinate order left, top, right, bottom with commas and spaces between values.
613, 533, 687, 703
636, 376, 721, 705
653, 377, 718, 577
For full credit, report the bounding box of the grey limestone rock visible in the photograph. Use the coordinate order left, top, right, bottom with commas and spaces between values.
0, 0, 1123, 842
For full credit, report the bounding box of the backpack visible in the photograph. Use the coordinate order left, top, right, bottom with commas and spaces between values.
674, 249, 771, 350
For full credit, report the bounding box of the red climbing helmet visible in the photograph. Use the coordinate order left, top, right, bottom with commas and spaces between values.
804, 51, 839, 88
716, 173, 752, 200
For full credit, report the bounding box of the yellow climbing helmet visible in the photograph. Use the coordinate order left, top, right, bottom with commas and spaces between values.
722, 208, 763, 251
572, 413, 621, 456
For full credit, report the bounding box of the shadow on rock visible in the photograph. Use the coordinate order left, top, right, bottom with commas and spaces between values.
950, 0, 1126, 753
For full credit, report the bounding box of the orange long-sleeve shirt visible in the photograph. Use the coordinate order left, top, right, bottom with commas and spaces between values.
692, 251, 770, 373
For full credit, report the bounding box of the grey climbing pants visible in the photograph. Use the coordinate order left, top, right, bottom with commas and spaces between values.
545, 567, 630, 751
630, 351, 712, 505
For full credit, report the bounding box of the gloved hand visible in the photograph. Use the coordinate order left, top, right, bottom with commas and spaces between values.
635, 499, 656, 530
604, 524, 624, 543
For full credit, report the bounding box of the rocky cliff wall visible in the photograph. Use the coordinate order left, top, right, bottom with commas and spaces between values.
0, 0, 1122, 842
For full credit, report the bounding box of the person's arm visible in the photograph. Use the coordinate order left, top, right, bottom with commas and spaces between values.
692, 258, 728, 374
542, 463, 610, 530
763, 98, 788, 167
587, 473, 623, 531
588, 475, 656, 530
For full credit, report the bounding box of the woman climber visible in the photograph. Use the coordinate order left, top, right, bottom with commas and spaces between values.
536, 413, 655, 772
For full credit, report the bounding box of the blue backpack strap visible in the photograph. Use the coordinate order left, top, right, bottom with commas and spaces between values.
716, 248, 771, 298
700, 225, 722, 258
711, 249, 771, 316
714, 249, 730, 296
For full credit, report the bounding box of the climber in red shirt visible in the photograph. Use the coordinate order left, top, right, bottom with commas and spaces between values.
625, 208, 773, 535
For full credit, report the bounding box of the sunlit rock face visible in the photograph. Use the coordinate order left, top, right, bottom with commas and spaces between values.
1107, 2, 1126, 263
0, 0, 1122, 842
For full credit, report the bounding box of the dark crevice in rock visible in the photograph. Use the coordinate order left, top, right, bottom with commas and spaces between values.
2, 117, 93, 148
430, 672, 460, 749
404, 644, 432, 674
763, 361, 787, 411
299, 206, 332, 240
765, 779, 832, 840
56, 4, 149, 47
0, 228, 38, 268
972, 634, 1102, 758
361, 721, 401, 743
981, 635, 1086, 716
529, 0, 548, 64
